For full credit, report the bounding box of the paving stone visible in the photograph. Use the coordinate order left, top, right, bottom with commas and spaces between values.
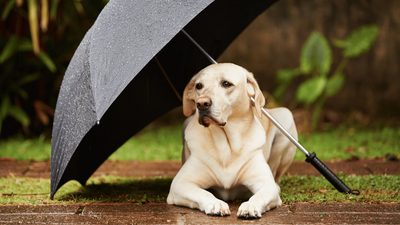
1, 202, 399, 224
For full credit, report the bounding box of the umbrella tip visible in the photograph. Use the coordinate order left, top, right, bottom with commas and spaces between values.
97, 120, 100, 125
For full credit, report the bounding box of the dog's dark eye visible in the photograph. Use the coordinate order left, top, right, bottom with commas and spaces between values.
195, 83, 203, 90
222, 81, 233, 88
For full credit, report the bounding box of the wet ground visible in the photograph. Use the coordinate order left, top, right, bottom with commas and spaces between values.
1, 158, 399, 179
1, 158, 399, 224
1, 202, 400, 224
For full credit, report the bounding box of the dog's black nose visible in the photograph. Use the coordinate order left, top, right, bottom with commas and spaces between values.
196, 97, 212, 110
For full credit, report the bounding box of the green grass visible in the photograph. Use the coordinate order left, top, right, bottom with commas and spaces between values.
108, 124, 183, 161
296, 126, 400, 160
1, 175, 399, 205
0, 176, 171, 205
1, 125, 399, 161
280, 174, 400, 204
0, 134, 51, 161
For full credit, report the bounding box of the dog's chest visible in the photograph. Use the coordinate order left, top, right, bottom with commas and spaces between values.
186, 125, 265, 188
188, 125, 245, 167
211, 161, 249, 188
184, 116, 268, 187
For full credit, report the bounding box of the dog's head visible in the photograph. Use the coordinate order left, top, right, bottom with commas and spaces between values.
182, 63, 265, 127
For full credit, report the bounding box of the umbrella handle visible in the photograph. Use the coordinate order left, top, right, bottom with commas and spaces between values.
306, 152, 360, 195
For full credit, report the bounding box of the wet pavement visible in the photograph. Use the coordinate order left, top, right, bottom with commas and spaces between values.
1, 159, 399, 224
1, 202, 400, 224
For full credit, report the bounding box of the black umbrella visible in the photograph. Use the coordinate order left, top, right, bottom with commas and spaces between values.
50, 0, 279, 198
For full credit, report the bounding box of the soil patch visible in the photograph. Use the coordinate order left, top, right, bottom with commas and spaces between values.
1, 158, 398, 179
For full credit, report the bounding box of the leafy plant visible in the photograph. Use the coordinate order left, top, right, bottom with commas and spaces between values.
0, 73, 42, 134
273, 25, 379, 130
0, 0, 108, 136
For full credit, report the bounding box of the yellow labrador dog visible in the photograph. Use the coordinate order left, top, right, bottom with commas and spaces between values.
167, 63, 297, 219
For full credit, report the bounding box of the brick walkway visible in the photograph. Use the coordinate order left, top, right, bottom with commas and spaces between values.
1, 158, 399, 224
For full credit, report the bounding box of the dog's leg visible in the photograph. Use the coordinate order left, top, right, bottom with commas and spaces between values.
167, 159, 231, 216
168, 182, 231, 216
236, 155, 281, 219
266, 107, 297, 183
181, 116, 193, 165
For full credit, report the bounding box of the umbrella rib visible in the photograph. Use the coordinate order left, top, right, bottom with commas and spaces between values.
181, 29, 217, 64
154, 56, 182, 102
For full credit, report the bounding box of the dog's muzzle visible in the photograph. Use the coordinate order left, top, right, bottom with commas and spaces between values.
196, 97, 226, 127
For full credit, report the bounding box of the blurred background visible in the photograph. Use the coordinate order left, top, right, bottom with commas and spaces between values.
0, 0, 399, 139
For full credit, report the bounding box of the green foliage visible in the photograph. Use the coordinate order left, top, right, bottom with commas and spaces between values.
0, 35, 18, 63
274, 24, 379, 130
325, 73, 345, 97
300, 32, 332, 75
333, 25, 379, 58
272, 68, 300, 99
296, 76, 327, 104
0, 72, 42, 134
0, 0, 108, 136
276, 68, 301, 83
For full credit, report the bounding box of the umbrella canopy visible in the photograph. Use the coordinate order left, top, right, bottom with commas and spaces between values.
51, 0, 278, 198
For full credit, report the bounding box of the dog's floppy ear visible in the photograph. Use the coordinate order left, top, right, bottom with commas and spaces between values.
246, 71, 265, 118
182, 78, 196, 117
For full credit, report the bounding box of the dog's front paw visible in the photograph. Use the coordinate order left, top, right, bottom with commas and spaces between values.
204, 200, 231, 217
237, 202, 262, 219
